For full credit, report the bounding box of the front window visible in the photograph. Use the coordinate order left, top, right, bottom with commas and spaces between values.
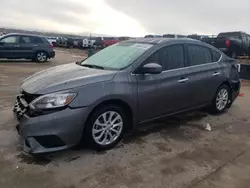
0, 36, 18, 43
80, 42, 153, 70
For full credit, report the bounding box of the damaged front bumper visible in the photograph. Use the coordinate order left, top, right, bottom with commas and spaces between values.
13, 94, 88, 155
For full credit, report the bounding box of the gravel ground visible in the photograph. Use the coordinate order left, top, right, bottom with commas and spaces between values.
1, 49, 250, 188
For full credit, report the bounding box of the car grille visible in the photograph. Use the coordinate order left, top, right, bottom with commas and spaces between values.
13, 91, 40, 120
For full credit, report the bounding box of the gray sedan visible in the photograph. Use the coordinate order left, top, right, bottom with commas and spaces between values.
13, 38, 240, 154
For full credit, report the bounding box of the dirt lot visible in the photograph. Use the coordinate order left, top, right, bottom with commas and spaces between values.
238, 56, 250, 64
1, 49, 250, 188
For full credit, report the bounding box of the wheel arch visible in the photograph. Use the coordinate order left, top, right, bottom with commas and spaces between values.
33, 50, 49, 58
86, 99, 134, 132
218, 80, 233, 104
220, 81, 232, 92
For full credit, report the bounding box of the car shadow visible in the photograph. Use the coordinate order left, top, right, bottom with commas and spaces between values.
17, 110, 209, 164
0, 59, 51, 63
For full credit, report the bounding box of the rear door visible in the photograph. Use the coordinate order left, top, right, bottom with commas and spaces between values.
182, 44, 224, 107
18, 36, 34, 58
136, 44, 188, 122
0, 35, 19, 58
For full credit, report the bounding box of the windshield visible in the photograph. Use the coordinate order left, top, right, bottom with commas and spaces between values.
80, 42, 153, 70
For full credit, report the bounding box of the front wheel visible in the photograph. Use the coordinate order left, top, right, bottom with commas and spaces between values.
84, 105, 127, 150
210, 85, 231, 114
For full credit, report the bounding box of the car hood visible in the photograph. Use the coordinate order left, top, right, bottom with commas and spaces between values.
22, 63, 116, 94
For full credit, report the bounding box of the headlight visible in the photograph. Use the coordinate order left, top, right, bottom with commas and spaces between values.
30, 93, 77, 109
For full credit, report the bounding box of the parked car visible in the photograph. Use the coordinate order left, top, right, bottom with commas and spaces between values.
94, 37, 120, 48
202, 31, 250, 58
144, 35, 162, 38
14, 38, 240, 154
163, 34, 186, 38
82, 37, 96, 48
55, 37, 74, 48
46, 37, 58, 46
118, 36, 131, 41
56, 37, 67, 46
0, 33, 55, 62
187, 34, 212, 40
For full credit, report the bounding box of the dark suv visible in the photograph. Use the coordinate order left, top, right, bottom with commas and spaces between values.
0, 33, 55, 62
14, 38, 240, 154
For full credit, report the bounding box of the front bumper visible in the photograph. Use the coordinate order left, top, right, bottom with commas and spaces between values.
13, 98, 89, 154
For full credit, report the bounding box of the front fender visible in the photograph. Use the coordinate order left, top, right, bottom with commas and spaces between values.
69, 81, 137, 113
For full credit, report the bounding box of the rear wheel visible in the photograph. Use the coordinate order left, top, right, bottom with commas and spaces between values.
84, 105, 127, 150
35, 51, 48, 62
210, 85, 231, 114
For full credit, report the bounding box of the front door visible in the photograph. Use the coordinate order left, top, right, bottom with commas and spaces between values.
136, 44, 189, 122
0, 35, 19, 58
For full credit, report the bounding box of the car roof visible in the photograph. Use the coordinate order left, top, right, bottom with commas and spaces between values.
124, 37, 222, 53
3, 33, 44, 38
126, 37, 202, 45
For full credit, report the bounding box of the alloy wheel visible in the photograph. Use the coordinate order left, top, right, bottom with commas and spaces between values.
92, 111, 123, 146
37, 52, 47, 62
216, 88, 229, 110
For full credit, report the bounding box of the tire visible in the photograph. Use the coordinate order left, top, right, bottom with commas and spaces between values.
35, 51, 48, 62
84, 105, 127, 150
210, 85, 231, 114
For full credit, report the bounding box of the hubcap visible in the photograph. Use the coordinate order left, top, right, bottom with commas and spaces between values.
92, 111, 123, 146
37, 52, 47, 62
216, 88, 228, 110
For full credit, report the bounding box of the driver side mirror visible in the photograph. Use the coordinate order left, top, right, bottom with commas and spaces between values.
0, 41, 5, 45
139, 63, 162, 74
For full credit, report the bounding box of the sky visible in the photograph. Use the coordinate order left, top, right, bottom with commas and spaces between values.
0, 0, 249, 37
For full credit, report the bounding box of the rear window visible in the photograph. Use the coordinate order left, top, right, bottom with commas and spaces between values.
218, 33, 242, 39
31, 37, 44, 43
81, 42, 153, 70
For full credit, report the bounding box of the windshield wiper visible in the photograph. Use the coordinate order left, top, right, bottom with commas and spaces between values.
81, 64, 104, 69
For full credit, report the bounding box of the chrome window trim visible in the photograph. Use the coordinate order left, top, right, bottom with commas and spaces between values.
131, 45, 223, 75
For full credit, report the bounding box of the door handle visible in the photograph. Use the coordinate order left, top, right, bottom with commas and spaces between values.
32, 45, 38, 47
178, 78, 189, 83
213, 72, 221, 76
14, 45, 20, 47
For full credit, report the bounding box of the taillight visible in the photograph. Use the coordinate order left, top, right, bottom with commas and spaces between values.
50, 44, 54, 48
225, 40, 230, 47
